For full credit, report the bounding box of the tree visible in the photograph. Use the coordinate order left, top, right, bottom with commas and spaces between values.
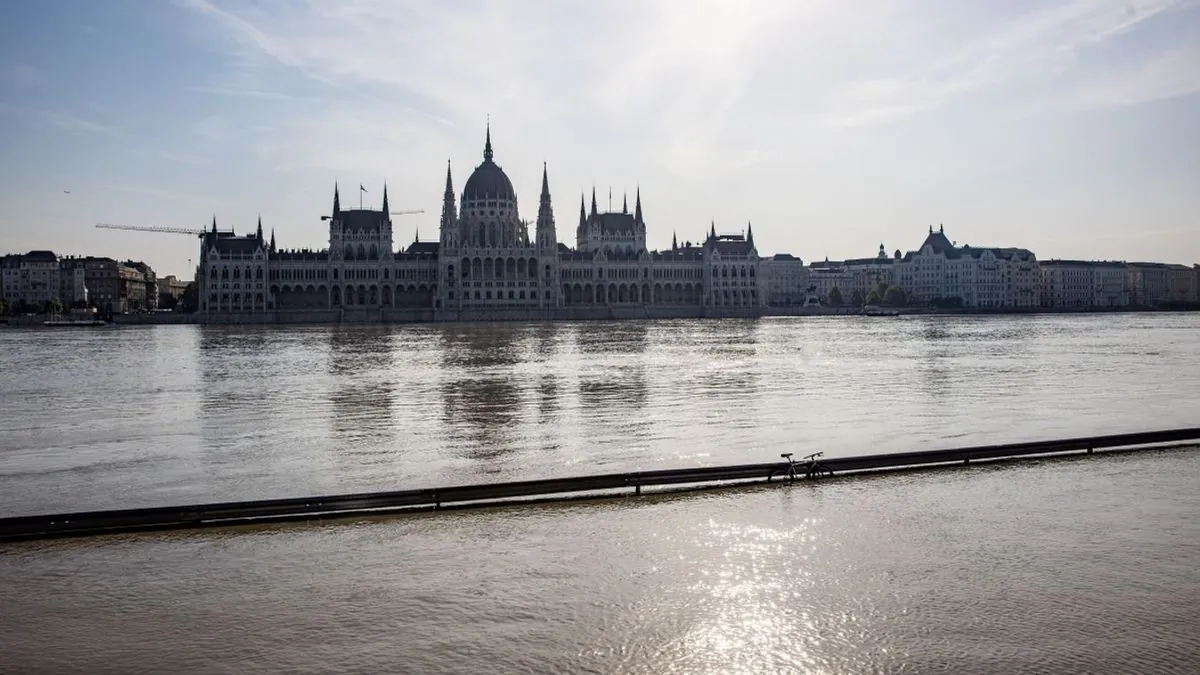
179, 282, 199, 313
865, 289, 882, 306
158, 293, 178, 311
849, 289, 865, 306
826, 287, 843, 307
884, 286, 907, 307
49, 298, 64, 315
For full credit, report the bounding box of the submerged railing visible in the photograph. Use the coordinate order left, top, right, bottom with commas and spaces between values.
1, 427, 1198, 543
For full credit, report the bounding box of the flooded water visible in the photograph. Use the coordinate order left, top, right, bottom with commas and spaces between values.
1, 314, 1199, 673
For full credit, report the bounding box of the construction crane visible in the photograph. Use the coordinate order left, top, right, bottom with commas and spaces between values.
95, 223, 210, 237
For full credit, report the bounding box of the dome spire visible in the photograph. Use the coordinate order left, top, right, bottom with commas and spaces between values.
484, 115, 493, 162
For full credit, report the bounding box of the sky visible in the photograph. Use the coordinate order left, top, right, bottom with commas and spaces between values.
1, 0, 1198, 279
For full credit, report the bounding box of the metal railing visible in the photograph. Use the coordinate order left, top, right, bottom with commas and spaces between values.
1, 427, 1197, 543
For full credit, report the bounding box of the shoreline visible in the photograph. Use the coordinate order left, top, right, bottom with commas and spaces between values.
2, 304, 1199, 327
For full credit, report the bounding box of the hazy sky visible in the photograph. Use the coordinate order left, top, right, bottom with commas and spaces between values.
2, 0, 1198, 278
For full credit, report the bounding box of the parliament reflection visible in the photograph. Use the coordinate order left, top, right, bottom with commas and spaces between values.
326, 327, 396, 443
438, 325, 522, 370
196, 327, 277, 414
574, 321, 649, 355
693, 318, 762, 359
578, 366, 648, 412
438, 325, 526, 459
537, 374, 560, 421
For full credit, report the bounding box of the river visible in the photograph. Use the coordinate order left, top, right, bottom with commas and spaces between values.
1, 314, 1198, 673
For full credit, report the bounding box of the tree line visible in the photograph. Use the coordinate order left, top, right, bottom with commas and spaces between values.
824, 280, 909, 307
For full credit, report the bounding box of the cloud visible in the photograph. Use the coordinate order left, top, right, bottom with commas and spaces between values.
1067, 42, 1200, 108
820, 0, 1191, 127
0, 103, 123, 138
4, 64, 44, 88
105, 184, 222, 206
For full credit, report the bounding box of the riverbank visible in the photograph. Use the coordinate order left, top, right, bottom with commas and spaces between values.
2, 304, 1197, 327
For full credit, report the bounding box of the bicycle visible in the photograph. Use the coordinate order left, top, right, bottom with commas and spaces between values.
769, 451, 834, 482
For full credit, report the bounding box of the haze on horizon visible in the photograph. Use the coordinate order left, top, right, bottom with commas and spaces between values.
1, 0, 1198, 279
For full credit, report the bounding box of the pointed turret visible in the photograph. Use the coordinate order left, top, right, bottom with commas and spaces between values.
634, 187, 643, 224
484, 120, 493, 162
578, 193, 586, 230
256, 215, 263, 240
439, 160, 456, 236
211, 215, 217, 234
414, 227, 420, 244
333, 183, 341, 217
536, 162, 556, 252
672, 231, 678, 250
622, 193, 627, 214
710, 220, 716, 241
747, 221, 754, 248
590, 187, 597, 217
381, 183, 389, 214
269, 228, 276, 253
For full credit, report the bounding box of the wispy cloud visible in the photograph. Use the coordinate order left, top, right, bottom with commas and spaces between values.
4, 64, 44, 88
0, 103, 124, 138
821, 0, 1192, 127
105, 184, 222, 206
1068, 42, 1200, 108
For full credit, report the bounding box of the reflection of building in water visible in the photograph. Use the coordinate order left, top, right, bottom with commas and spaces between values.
326, 327, 396, 441
578, 366, 648, 412
536, 374, 560, 421
574, 321, 650, 355
438, 324, 527, 459
440, 375, 524, 460
438, 325, 521, 370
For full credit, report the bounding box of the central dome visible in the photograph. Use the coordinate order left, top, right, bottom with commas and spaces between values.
462, 125, 516, 201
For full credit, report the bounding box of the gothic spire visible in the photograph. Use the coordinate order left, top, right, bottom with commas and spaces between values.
746, 221, 754, 247
381, 183, 389, 214
634, 187, 643, 224
256, 215, 263, 240
622, 192, 628, 214
440, 160, 456, 232
710, 220, 716, 240
211, 215, 217, 234
590, 187, 597, 217
333, 183, 340, 217
578, 193, 586, 230
540, 162, 550, 201
672, 231, 678, 250
269, 228, 276, 252
484, 119, 493, 162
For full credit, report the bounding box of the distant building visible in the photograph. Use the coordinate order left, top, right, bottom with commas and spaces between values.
157, 275, 191, 303
1039, 260, 1127, 308
895, 226, 1039, 308
1165, 264, 1197, 305
1124, 262, 1170, 307
1, 251, 62, 308
760, 253, 807, 306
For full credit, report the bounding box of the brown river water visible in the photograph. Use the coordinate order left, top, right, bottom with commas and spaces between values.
1, 314, 1198, 673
